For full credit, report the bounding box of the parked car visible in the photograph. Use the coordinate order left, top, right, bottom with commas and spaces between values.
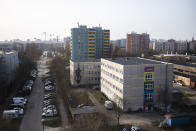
45, 80, 52, 86
44, 93, 54, 98
23, 85, 32, 92
2, 110, 19, 119
43, 105, 56, 112
8, 97, 27, 105
43, 101, 54, 107
42, 109, 57, 117
131, 126, 141, 131
45, 85, 55, 91
13, 97, 27, 104
13, 108, 24, 115
43, 99, 54, 104
9, 103, 25, 109
77, 104, 89, 108
104, 100, 113, 110
44, 95, 55, 100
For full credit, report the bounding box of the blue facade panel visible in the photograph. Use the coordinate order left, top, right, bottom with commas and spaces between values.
144, 90, 154, 102
71, 26, 110, 61
166, 117, 190, 126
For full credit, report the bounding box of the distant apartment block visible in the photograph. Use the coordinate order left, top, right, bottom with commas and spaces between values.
101, 57, 173, 111
126, 32, 150, 55
120, 39, 126, 48
111, 39, 126, 48
70, 60, 100, 86
71, 25, 110, 61
151, 40, 196, 54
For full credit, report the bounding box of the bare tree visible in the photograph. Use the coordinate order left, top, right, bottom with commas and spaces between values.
75, 64, 81, 86
70, 113, 111, 131
65, 43, 71, 63
113, 96, 124, 126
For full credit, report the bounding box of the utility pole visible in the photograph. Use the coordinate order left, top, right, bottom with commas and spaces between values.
43, 32, 46, 41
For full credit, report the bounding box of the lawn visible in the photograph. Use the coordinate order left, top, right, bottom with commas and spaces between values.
90, 90, 108, 104
70, 92, 94, 108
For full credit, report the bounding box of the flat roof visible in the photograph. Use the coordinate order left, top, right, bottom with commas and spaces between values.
71, 59, 100, 62
0, 50, 17, 55
103, 57, 169, 65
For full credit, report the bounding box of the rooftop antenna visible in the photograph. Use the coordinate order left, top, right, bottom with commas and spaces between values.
77, 22, 80, 27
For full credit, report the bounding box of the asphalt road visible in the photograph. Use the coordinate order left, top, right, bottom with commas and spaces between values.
19, 57, 47, 131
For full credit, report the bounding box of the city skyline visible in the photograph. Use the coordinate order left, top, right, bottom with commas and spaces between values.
0, 0, 196, 41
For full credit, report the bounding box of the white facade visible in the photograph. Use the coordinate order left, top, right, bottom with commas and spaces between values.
101, 57, 173, 111
151, 40, 195, 54
0, 43, 13, 51
0, 51, 19, 84
70, 60, 100, 86
177, 41, 187, 53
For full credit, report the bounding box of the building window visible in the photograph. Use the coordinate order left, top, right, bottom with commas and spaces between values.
144, 82, 154, 90
144, 93, 153, 100
145, 73, 152, 81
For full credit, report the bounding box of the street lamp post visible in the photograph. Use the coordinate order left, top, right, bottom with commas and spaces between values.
41, 119, 44, 131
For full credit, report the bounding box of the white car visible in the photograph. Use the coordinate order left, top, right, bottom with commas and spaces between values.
45, 85, 54, 91
43, 105, 56, 112
3, 110, 19, 119
13, 108, 24, 115
43, 108, 57, 114
104, 100, 113, 110
13, 97, 27, 105
45, 81, 52, 86
131, 126, 141, 131
42, 109, 57, 117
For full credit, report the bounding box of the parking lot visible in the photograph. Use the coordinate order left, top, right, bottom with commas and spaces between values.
19, 56, 57, 131
19, 58, 47, 131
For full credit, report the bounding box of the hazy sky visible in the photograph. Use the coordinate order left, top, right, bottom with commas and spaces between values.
0, 0, 195, 41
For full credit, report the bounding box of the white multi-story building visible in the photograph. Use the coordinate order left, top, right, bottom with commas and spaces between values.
70, 60, 100, 86
101, 57, 173, 111
177, 41, 187, 53
151, 39, 196, 54
0, 51, 19, 84
0, 43, 13, 51
189, 41, 196, 51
